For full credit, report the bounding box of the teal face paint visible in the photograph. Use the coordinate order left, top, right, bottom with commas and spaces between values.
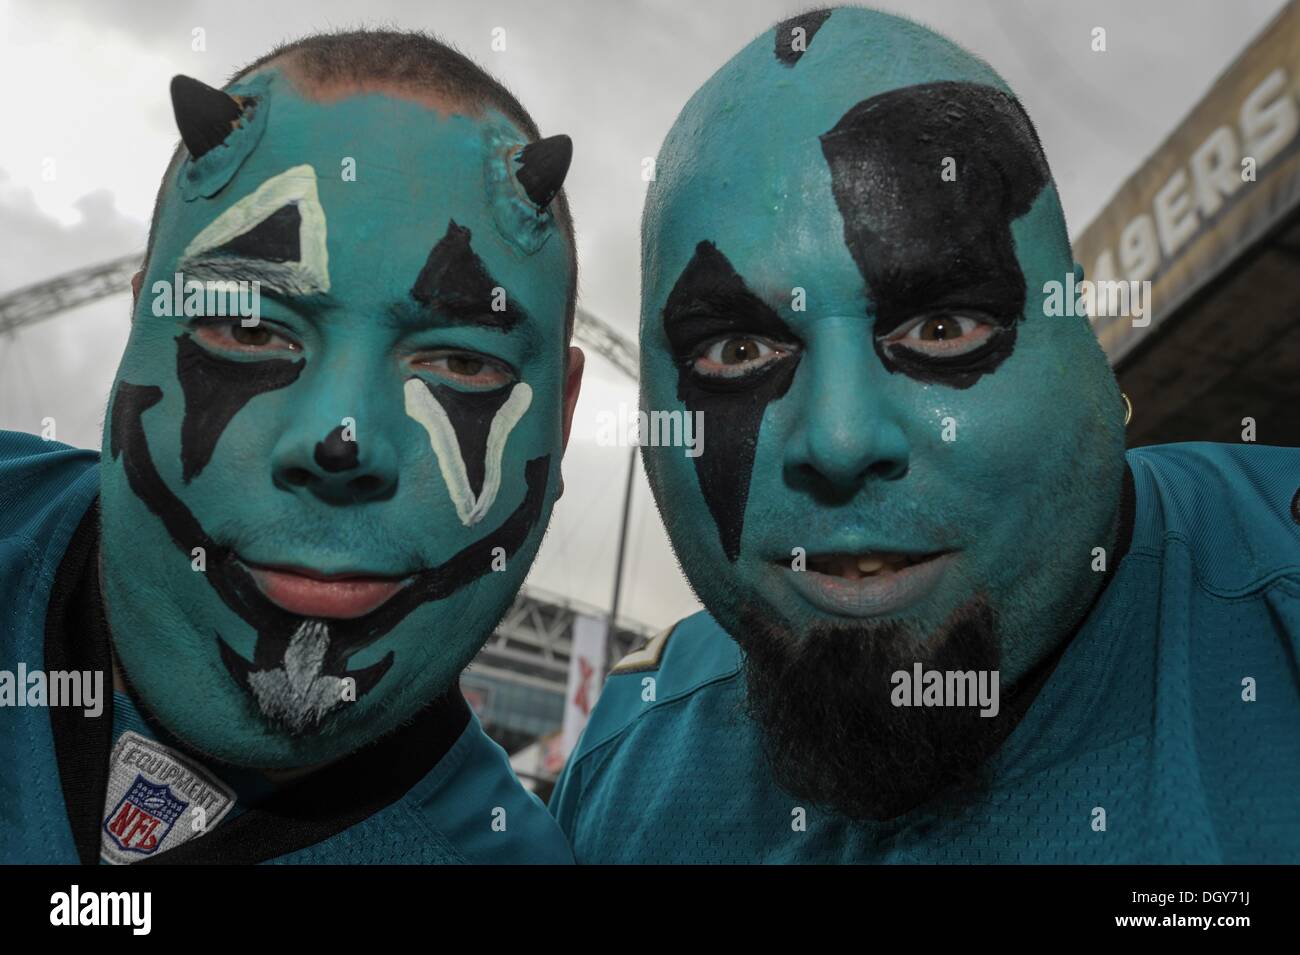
640, 8, 1127, 697
99, 68, 573, 768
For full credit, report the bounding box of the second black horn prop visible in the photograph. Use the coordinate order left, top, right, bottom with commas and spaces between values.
513, 134, 573, 212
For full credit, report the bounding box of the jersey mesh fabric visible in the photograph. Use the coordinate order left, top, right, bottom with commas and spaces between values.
551, 442, 1300, 863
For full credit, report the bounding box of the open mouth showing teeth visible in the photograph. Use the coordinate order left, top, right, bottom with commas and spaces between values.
778, 548, 956, 617
802, 551, 945, 580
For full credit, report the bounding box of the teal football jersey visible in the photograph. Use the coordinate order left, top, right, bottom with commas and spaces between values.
552, 442, 1300, 863
0, 430, 572, 864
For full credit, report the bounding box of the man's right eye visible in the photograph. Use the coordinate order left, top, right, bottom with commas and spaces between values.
691, 335, 793, 379
193, 320, 301, 355
409, 350, 515, 389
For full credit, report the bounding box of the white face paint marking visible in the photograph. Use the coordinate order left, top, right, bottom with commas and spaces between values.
404, 379, 533, 526
246, 620, 348, 734
180, 163, 330, 295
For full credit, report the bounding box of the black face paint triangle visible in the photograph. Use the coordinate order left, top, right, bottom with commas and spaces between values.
774, 8, 832, 65
175, 334, 304, 483
411, 220, 526, 329
209, 203, 302, 263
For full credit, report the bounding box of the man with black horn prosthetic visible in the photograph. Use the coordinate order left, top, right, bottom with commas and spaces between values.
1, 29, 583, 864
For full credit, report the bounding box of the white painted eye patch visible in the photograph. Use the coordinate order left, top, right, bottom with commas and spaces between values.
404, 379, 533, 526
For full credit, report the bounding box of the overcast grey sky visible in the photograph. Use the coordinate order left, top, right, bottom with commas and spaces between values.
0, 0, 1288, 628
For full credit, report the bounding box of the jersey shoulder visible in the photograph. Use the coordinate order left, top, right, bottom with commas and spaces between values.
1125, 441, 1299, 595
0, 429, 99, 547
565, 610, 740, 769
402, 711, 573, 864
0, 431, 99, 663
548, 610, 741, 839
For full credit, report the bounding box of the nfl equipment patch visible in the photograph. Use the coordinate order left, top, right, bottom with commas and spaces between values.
100, 731, 235, 865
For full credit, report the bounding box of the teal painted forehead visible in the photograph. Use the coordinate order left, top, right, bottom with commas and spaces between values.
651, 6, 1012, 187
644, 6, 1067, 283
666, 6, 1011, 146
150, 67, 573, 334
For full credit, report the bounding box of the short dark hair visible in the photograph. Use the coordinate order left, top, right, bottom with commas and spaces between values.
144, 28, 578, 339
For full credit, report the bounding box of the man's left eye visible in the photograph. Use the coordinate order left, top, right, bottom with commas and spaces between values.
692, 335, 792, 378
193, 320, 301, 354
413, 351, 514, 389
882, 312, 995, 356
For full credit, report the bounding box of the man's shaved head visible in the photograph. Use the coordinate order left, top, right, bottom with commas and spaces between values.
643, 7, 1071, 296
638, 6, 1124, 819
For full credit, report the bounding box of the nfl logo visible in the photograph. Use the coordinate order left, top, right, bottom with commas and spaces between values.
103, 774, 189, 856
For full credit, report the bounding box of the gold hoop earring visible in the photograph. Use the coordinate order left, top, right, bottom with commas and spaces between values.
1121, 392, 1132, 426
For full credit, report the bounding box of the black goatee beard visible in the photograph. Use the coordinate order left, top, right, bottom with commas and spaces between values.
738, 595, 1037, 822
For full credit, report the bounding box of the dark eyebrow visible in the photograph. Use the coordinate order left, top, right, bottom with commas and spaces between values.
180, 261, 337, 306
409, 220, 529, 331
662, 240, 795, 354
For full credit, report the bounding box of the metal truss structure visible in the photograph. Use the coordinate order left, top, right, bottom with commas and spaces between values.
473, 586, 653, 695
0, 254, 143, 336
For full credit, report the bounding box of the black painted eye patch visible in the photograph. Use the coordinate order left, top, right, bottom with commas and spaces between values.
664, 306, 801, 360
662, 240, 802, 560
874, 324, 1017, 390
663, 241, 800, 355
414, 378, 515, 499
819, 80, 1051, 388
176, 333, 304, 483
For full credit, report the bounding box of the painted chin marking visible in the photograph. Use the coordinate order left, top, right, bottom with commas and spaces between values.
241, 621, 358, 735
778, 550, 956, 617
240, 560, 412, 619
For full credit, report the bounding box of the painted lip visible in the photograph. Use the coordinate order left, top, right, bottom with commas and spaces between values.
240, 559, 413, 619
777, 550, 957, 618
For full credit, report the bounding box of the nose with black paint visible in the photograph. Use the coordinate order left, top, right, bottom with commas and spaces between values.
273, 422, 399, 503
315, 425, 359, 473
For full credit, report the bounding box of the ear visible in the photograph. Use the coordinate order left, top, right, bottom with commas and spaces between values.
555, 346, 585, 500
561, 346, 585, 454
130, 270, 144, 320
